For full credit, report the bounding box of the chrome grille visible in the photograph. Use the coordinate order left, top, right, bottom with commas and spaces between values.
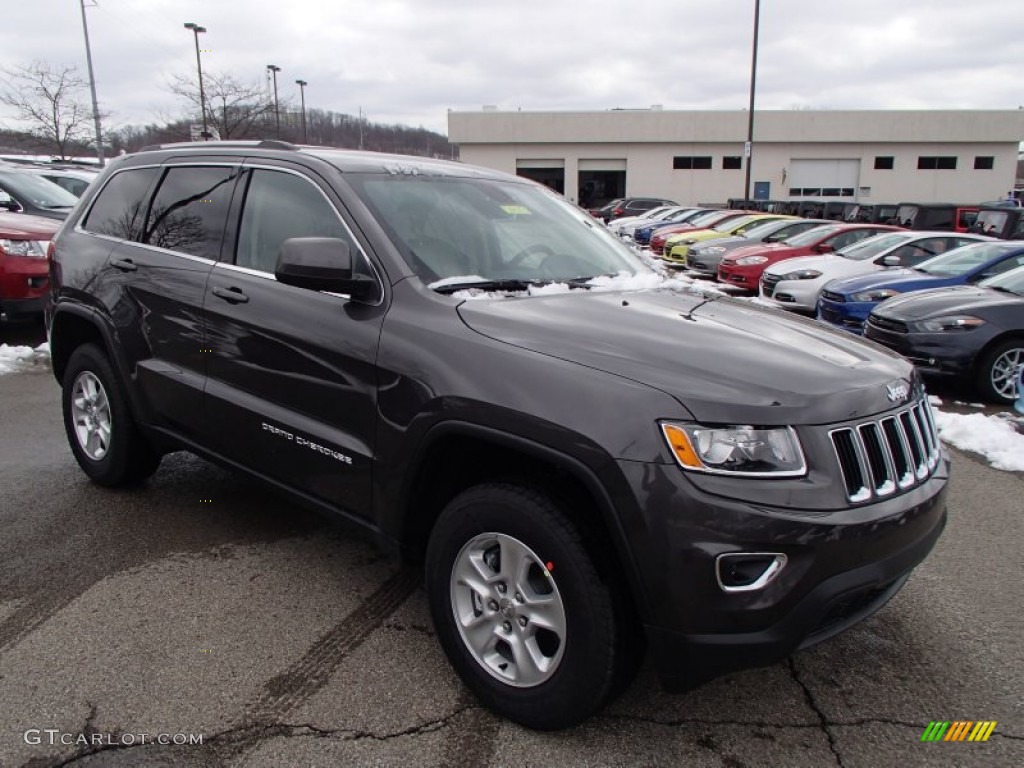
867, 315, 908, 334
761, 273, 781, 297
820, 289, 845, 303
829, 398, 941, 503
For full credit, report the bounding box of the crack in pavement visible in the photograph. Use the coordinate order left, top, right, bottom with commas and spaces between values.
788, 658, 845, 768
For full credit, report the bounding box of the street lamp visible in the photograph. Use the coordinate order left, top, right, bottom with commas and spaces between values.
267, 64, 281, 138
183, 22, 209, 140
295, 79, 308, 143
79, 0, 105, 165
743, 0, 761, 204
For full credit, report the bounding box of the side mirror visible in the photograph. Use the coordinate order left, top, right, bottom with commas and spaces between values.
880, 254, 901, 266
0, 197, 21, 212
275, 237, 377, 300
815, 243, 834, 253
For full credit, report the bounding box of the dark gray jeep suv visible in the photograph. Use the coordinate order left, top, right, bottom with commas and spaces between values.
48, 141, 949, 730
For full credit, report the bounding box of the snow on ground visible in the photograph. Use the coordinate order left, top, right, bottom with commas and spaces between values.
932, 409, 1024, 472
0, 342, 50, 375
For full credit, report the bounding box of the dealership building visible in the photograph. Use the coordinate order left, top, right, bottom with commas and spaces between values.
448, 109, 1024, 208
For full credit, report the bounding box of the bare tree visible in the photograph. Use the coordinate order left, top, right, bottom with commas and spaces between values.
0, 62, 95, 159
169, 72, 278, 140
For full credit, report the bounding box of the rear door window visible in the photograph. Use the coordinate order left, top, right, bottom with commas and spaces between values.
142, 166, 239, 259
81, 168, 159, 240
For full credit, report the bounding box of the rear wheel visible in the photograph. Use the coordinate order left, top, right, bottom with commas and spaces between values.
425, 483, 631, 730
62, 343, 160, 486
975, 339, 1024, 404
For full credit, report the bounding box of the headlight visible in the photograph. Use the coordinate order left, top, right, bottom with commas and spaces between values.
735, 255, 769, 265
851, 289, 900, 302
918, 315, 986, 332
701, 246, 727, 255
0, 239, 47, 258
780, 269, 822, 280
661, 423, 806, 477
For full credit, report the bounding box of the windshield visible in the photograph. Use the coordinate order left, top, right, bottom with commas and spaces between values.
686, 210, 727, 228
974, 210, 1008, 235
837, 232, 912, 261
348, 175, 649, 285
783, 224, 842, 247
980, 265, 1024, 296
896, 205, 918, 226
736, 219, 788, 240
713, 214, 757, 233
916, 242, 1020, 276
0, 171, 78, 208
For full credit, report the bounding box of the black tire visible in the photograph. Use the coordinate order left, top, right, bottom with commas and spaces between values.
425, 483, 631, 730
974, 339, 1024, 405
61, 343, 160, 486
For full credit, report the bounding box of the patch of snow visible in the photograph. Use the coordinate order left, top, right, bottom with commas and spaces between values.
928, 395, 943, 406
0, 343, 49, 375
934, 409, 1024, 472
528, 282, 572, 296
428, 275, 489, 289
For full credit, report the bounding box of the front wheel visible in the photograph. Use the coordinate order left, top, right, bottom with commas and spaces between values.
425, 483, 631, 730
975, 339, 1024, 405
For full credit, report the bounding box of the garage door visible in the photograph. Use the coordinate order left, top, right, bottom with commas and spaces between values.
788, 159, 860, 198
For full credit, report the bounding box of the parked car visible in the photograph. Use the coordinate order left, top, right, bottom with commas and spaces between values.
0, 211, 59, 319
865, 266, 1024, 404
0, 168, 79, 220
818, 241, 1024, 333
662, 214, 794, 266
652, 210, 752, 256
592, 197, 677, 223
971, 205, 1024, 239
759, 232, 987, 313
20, 166, 97, 198
633, 208, 714, 246
893, 203, 978, 232
685, 219, 832, 276
607, 205, 690, 238
47, 140, 949, 730
717, 223, 900, 291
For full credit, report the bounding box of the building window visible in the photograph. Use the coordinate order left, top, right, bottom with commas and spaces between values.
918, 156, 958, 170
974, 156, 995, 170
874, 156, 894, 170
673, 156, 712, 170
722, 156, 742, 170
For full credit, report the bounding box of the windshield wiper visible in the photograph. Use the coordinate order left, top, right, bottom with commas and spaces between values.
432, 278, 551, 294
987, 285, 1020, 295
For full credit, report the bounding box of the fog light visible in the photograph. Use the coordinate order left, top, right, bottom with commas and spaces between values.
715, 553, 787, 593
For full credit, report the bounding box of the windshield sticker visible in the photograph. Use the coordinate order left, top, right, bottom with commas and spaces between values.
500, 205, 531, 215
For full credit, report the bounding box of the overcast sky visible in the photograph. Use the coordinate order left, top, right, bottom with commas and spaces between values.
2, 0, 1021, 137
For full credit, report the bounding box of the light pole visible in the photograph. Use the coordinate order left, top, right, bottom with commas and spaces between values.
267, 65, 281, 138
183, 22, 209, 140
295, 79, 308, 143
743, 0, 761, 204
79, 0, 105, 165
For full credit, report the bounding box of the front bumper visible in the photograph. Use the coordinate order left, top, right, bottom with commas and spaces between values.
759, 277, 821, 311
863, 322, 984, 378
615, 455, 949, 690
817, 298, 873, 334
717, 263, 760, 289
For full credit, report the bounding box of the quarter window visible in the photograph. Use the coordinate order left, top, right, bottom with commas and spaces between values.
236, 169, 366, 280
81, 168, 159, 240
143, 166, 239, 259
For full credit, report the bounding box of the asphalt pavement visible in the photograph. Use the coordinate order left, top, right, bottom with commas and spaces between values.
0, 320, 1021, 767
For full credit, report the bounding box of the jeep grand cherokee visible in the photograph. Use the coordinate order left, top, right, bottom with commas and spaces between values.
48, 141, 949, 730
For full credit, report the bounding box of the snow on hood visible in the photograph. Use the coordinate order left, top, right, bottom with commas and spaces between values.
444, 267, 727, 301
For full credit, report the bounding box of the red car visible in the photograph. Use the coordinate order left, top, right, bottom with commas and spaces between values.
716, 222, 901, 290
0, 212, 59, 319
649, 210, 753, 255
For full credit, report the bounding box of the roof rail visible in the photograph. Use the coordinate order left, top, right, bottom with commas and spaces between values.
138, 139, 299, 153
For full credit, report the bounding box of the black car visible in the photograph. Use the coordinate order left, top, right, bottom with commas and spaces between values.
0, 168, 79, 220
592, 196, 676, 222
48, 141, 948, 730
865, 266, 1024, 403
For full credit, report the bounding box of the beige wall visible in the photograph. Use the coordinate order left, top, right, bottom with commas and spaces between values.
450, 110, 1024, 206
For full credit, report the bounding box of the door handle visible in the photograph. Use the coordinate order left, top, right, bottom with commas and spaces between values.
212, 286, 249, 304
110, 257, 137, 272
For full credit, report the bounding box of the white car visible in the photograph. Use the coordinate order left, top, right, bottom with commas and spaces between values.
607, 205, 689, 238
759, 231, 990, 312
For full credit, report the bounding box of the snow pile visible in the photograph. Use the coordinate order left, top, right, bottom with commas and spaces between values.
0, 342, 49, 374
449, 268, 728, 301
934, 409, 1024, 472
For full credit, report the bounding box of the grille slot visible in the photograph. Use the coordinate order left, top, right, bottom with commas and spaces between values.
829, 398, 940, 502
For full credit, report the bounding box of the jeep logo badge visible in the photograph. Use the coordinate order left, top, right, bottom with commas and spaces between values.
886, 381, 910, 403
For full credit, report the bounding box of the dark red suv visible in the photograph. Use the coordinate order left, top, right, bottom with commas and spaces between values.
0, 212, 59, 319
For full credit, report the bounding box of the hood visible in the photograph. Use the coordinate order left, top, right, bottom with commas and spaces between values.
721, 241, 797, 263
0, 212, 61, 238
458, 289, 915, 424
691, 235, 746, 252
828, 269, 950, 296
764, 253, 837, 275
873, 285, 1023, 321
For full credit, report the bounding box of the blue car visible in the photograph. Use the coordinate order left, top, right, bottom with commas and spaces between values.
633, 208, 713, 245
818, 240, 1024, 333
